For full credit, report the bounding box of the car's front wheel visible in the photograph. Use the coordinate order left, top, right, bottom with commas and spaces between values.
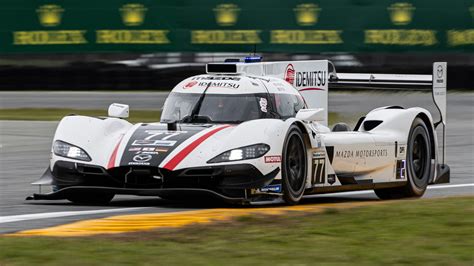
282, 125, 307, 205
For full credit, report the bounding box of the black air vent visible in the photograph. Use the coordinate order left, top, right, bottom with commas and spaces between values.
363, 120, 383, 131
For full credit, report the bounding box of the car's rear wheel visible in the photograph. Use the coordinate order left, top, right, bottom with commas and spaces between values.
67, 193, 115, 205
374, 118, 432, 199
282, 125, 307, 205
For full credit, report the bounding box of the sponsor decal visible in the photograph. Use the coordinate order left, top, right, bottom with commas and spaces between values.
295, 71, 326, 87
133, 154, 152, 162
284, 64, 295, 85
192, 76, 241, 81
196, 81, 240, 89
128, 147, 166, 155
312, 150, 325, 185
437, 65, 443, 78
435, 65, 445, 83
396, 160, 406, 179
259, 98, 268, 113
132, 139, 176, 146
312, 158, 325, 185
140, 151, 159, 155
260, 184, 282, 193
312, 151, 325, 158
184, 80, 198, 88
264, 155, 281, 163
129, 153, 152, 165
398, 146, 406, 156
327, 174, 336, 185
335, 149, 388, 159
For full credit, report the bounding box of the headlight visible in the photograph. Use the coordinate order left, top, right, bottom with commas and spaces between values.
207, 144, 270, 163
53, 140, 91, 161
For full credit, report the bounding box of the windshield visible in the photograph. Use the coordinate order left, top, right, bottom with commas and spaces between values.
161, 92, 271, 123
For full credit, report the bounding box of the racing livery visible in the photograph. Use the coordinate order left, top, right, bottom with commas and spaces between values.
28, 58, 450, 205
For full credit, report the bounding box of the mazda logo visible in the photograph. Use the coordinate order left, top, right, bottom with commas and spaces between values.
437, 65, 443, 78
133, 154, 152, 162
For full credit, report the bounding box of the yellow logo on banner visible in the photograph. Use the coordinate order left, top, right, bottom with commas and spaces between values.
388, 2, 415, 25
294, 3, 321, 26
214, 4, 240, 26
14, 4, 87, 45
120, 3, 147, 26
37, 4, 64, 27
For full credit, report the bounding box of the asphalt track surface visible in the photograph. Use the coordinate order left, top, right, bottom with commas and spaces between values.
0, 91, 473, 234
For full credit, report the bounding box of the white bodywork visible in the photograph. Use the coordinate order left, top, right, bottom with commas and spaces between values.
44, 59, 448, 199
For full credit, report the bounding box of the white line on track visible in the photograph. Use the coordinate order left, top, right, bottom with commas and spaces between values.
0, 183, 472, 224
306, 183, 474, 198
428, 183, 474, 190
0, 207, 148, 224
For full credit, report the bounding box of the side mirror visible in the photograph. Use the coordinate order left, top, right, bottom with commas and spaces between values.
108, 103, 129, 119
296, 108, 325, 122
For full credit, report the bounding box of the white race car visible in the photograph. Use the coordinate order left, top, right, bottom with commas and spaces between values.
28, 58, 450, 205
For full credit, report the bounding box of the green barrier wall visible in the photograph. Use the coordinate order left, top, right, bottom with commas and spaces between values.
1, 0, 473, 54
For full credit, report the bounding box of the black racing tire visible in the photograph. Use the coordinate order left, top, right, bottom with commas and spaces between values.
374, 118, 432, 200
332, 123, 351, 132
282, 125, 307, 205
66, 193, 115, 205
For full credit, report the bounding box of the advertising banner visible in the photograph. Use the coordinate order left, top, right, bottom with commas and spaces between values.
0, 0, 472, 54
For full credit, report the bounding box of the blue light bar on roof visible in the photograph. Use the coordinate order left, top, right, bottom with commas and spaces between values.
244, 56, 262, 63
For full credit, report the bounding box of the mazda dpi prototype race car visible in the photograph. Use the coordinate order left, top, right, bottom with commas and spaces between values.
28, 58, 450, 205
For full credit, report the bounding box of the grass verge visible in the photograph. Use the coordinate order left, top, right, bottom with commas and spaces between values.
1, 197, 473, 265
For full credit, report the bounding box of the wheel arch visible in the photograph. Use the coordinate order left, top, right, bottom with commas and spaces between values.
415, 112, 436, 160
292, 121, 312, 146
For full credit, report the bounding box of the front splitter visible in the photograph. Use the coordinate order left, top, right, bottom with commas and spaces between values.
26, 186, 250, 204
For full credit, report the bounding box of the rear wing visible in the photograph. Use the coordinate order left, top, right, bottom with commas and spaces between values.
330, 62, 447, 164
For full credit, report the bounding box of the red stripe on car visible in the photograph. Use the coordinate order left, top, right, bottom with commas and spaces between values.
298, 88, 324, 92
107, 135, 123, 169
163, 125, 231, 171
